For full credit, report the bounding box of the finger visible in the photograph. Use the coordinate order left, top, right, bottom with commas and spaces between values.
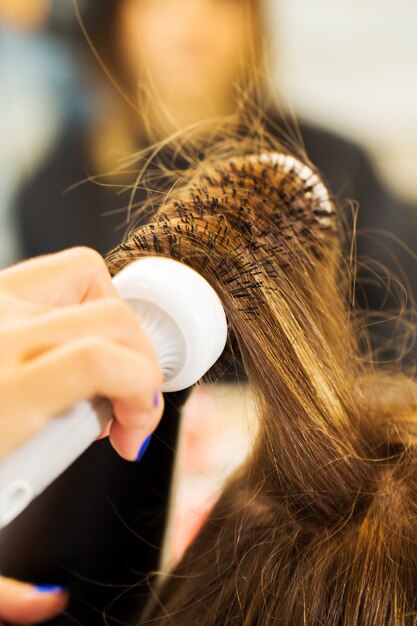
97, 418, 112, 440
0, 294, 49, 325
0, 577, 68, 624
4, 298, 157, 365
110, 390, 165, 460
0, 336, 163, 458
0, 247, 118, 306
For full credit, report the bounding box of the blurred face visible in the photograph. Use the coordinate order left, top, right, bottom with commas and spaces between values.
117, 0, 255, 115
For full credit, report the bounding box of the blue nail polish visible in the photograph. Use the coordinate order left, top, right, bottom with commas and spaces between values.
136, 435, 152, 462
35, 584, 65, 594
153, 390, 160, 408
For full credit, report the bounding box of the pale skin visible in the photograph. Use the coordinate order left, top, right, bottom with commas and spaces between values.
0, 247, 164, 624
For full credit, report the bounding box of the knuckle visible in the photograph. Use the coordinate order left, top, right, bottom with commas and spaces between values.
90, 298, 141, 337
98, 298, 133, 322
68, 246, 104, 266
65, 247, 116, 302
72, 335, 109, 376
69, 247, 109, 279
116, 350, 156, 395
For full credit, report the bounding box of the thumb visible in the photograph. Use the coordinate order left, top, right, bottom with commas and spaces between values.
0, 577, 68, 624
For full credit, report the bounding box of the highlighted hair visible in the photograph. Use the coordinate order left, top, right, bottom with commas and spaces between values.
106, 125, 417, 624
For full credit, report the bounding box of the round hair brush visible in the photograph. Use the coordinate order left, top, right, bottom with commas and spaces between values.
0, 257, 228, 529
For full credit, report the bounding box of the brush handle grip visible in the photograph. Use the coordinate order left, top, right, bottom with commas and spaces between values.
0, 398, 112, 529
0, 256, 227, 531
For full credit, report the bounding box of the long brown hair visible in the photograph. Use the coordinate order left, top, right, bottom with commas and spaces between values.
106, 126, 417, 624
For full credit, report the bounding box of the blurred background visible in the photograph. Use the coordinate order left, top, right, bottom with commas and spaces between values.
1, 0, 416, 264
274, 0, 417, 204
1, 0, 416, 565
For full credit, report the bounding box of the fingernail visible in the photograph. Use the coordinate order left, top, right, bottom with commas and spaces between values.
153, 390, 160, 408
35, 584, 66, 594
136, 435, 152, 462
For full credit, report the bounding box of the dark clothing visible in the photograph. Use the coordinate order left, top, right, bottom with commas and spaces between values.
11, 117, 417, 624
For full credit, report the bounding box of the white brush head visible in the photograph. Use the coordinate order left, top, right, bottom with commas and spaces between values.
112, 256, 228, 392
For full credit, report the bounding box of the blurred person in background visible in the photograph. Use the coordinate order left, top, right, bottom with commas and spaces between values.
14, 0, 416, 317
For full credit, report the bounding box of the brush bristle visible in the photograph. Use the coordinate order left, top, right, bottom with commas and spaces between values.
106, 151, 339, 382
108, 151, 337, 272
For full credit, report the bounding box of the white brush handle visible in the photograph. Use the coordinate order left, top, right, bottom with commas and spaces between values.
0, 398, 112, 528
